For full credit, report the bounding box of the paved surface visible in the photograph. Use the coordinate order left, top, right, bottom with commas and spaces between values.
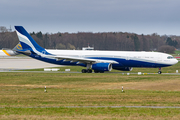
0, 57, 180, 75
1, 70, 180, 75
0, 57, 61, 70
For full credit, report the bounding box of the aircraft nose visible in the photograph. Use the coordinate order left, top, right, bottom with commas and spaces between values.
174, 59, 178, 64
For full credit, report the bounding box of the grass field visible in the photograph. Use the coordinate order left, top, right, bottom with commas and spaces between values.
1, 107, 180, 119
1, 62, 180, 119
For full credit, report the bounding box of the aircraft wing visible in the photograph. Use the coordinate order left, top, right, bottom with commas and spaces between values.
42, 55, 118, 64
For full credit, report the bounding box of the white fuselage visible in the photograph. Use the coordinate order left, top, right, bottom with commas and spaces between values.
45, 49, 178, 67
0, 50, 7, 56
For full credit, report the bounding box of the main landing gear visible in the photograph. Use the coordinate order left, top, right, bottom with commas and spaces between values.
82, 69, 104, 73
82, 63, 93, 73
158, 67, 162, 74
82, 69, 92, 73
94, 70, 104, 73
81, 63, 104, 73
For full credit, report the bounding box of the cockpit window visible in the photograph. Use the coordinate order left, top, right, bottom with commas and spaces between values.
167, 56, 174, 59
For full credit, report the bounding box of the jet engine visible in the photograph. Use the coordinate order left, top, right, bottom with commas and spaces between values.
92, 63, 112, 72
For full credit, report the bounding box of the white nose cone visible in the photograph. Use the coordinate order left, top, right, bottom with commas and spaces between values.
171, 59, 178, 65
175, 59, 178, 64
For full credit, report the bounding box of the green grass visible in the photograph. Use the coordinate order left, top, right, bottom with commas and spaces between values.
174, 50, 180, 55
0, 107, 180, 119
1, 88, 180, 107
0, 73, 180, 107
1, 64, 180, 119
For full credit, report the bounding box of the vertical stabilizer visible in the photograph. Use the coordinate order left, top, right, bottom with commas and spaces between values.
15, 26, 45, 53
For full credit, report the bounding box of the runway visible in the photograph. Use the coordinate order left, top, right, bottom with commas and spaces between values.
1, 70, 180, 75
0, 57, 180, 75
0, 56, 62, 70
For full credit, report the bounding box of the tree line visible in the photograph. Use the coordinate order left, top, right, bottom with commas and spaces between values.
0, 26, 179, 53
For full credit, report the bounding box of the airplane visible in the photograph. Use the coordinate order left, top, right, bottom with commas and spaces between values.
0, 49, 18, 57
3, 26, 178, 74
0, 43, 22, 57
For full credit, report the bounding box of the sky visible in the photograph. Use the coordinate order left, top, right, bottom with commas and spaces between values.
0, 0, 180, 35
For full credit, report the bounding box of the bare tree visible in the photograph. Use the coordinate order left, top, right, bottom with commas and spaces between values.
0, 26, 8, 32
158, 45, 175, 54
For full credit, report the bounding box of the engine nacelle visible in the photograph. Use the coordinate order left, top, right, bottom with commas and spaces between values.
92, 63, 112, 72
114, 67, 133, 71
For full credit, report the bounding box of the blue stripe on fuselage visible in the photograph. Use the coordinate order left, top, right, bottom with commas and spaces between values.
28, 54, 171, 68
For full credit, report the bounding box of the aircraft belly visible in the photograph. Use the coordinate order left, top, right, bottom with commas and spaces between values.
29, 54, 171, 69
119, 59, 170, 68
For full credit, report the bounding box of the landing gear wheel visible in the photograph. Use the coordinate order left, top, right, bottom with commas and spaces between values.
94, 70, 104, 73
87, 69, 92, 73
158, 67, 162, 74
94, 70, 99, 73
158, 71, 162, 74
82, 69, 87, 73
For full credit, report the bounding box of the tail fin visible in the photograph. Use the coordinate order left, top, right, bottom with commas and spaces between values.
15, 26, 45, 53
13, 42, 23, 51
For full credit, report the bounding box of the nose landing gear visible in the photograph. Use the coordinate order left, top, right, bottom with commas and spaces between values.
158, 67, 162, 74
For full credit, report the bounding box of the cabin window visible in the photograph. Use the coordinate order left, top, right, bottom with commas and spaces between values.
167, 56, 174, 59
